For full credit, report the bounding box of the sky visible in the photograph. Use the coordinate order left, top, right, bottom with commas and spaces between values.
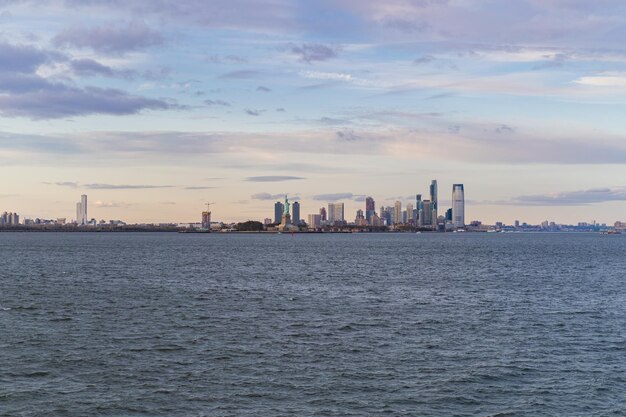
2, 0, 626, 224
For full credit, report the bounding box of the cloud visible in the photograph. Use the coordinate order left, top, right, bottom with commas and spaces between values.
53, 21, 164, 54
204, 99, 231, 107
506, 187, 626, 206
47, 182, 173, 190
0, 85, 173, 119
275, 107, 286, 112
312, 192, 356, 201
0, 41, 175, 119
245, 176, 305, 182
288, 43, 337, 63
205, 54, 247, 64
413, 55, 436, 65
256, 86, 271, 92
184, 186, 216, 190
244, 108, 264, 116
93, 200, 129, 208
251, 192, 285, 200
218, 70, 260, 79
69, 58, 135, 79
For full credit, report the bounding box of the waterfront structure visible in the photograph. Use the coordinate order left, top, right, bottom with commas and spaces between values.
452, 184, 465, 229
308, 214, 321, 228
292, 201, 300, 224
365, 197, 375, 223
264, 218, 272, 225
76, 194, 87, 225
328, 203, 345, 225
274, 201, 284, 224
394, 201, 402, 225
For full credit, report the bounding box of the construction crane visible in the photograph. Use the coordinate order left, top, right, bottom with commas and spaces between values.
206, 202, 216, 213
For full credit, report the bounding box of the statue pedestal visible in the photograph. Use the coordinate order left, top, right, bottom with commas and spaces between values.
278, 214, 298, 232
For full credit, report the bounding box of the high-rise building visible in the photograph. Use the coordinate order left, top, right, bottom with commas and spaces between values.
308, 214, 321, 228
422, 200, 432, 226
365, 196, 375, 223
292, 201, 300, 224
202, 211, 211, 229
406, 203, 414, 224
430, 180, 438, 228
394, 201, 402, 224
76, 194, 88, 225
319, 207, 327, 222
328, 203, 345, 224
274, 201, 284, 224
445, 208, 452, 221
415, 194, 423, 226
355, 209, 367, 226
452, 184, 465, 229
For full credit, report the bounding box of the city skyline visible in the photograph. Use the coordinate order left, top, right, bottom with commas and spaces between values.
2, 1, 626, 224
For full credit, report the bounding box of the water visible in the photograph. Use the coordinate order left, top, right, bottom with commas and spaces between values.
1, 232, 625, 416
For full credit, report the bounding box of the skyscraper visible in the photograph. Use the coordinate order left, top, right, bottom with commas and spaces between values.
406, 203, 414, 224
328, 203, 345, 225
452, 184, 465, 229
394, 201, 402, 225
416, 194, 423, 227
274, 201, 284, 224
319, 207, 327, 222
365, 196, 375, 223
292, 201, 300, 224
430, 180, 438, 228
76, 194, 87, 225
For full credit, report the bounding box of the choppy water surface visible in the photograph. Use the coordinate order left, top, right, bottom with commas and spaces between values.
1, 232, 625, 416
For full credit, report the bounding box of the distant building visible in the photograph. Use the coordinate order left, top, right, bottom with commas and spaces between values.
264, 218, 272, 225
406, 203, 414, 224
292, 201, 300, 224
202, 211, 211, 229
430, 180, 438, 228
452, 184, 465, 229
319, 207, 327, 222
308, 214, 321, 228
76, 194, 88, 225
328, 203, 345, 225
365, 196, 375, 223
355, 209, 367, 226
274, 201, 284, 224
445, 208, 452, 222
394, 201, 402, 225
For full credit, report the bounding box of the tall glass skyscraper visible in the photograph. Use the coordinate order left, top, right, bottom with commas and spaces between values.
452, 184, 465, 229
365, 196, 375, 223
292, 201, 300, 224
430, 180, 438, 228
274, 201, 284, 224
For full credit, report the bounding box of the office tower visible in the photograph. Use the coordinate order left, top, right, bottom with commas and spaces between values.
415, 194, 423, 226
328, 203, 345, 224
76, 194, 88, 225
202, 211, 211, 229
308, 214, 321, 228
430, 180, 438, 227
406, 203, 414, 224
365, 196, 375, 223
274, 201, 284, 224
319, 207, 327, 222
355, 209, 367, 226
394, 201, 402, 224
514, 220, 520, 228
292, 201, 300, 224
452, 184, 465, 228
445, 208, 452, 221
422, 200, 432, 226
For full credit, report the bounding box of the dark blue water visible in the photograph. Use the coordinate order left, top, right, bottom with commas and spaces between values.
1, 232, 625, 416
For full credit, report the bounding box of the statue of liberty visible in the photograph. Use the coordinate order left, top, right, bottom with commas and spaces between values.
283, 194, 290, 216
